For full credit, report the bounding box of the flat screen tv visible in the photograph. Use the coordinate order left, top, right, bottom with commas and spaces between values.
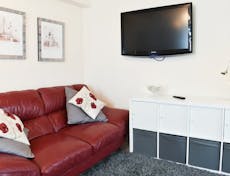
121, 3, 192, 57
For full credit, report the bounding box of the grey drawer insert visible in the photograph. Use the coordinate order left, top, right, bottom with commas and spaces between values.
189, 138, 220, 170
222, 143, 230, 173
133, 128, 157, 156
159, 133, 187, 164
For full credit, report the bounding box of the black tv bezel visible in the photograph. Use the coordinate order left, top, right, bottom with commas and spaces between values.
121, 3, 193, 57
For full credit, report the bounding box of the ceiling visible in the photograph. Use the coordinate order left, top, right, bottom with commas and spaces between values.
59, 0, 90, 8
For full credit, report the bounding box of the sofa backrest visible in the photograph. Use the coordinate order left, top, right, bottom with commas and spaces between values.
0, 84, 86, 140
0, 90, 45, 120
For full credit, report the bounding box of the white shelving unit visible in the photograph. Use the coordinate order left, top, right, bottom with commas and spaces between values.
129, 95, 230, 175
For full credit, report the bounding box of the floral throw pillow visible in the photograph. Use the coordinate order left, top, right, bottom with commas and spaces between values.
68, 86, 105, 119
0, 109, 30, 145
0, 128, 34, 158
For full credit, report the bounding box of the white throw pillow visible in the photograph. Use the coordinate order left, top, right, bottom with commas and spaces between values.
0, 109, 30, 145
68, 86, 105, 119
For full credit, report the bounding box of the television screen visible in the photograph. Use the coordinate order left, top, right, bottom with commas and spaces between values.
121, 3, 192, 56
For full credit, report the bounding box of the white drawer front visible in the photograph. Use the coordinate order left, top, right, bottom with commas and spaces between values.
190, 107, 223, 141
224, 110, 230, 143
159, 104, 188, 136
131, 101, 157, 132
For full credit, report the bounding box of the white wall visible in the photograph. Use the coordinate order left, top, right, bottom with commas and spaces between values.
0, 0, 84, 92
82, 0, 230, 108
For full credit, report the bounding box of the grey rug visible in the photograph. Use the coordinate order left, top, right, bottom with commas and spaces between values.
81, 150, 225, 176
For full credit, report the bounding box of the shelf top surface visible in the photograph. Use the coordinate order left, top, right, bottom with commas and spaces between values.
131, 95, 230, 109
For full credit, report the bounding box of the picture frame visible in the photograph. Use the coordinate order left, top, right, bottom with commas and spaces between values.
38, 18, 65, 62
0, 7, 26, 59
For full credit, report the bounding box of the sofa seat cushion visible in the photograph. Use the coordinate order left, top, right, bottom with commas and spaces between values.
102, 107, 129, 136
61, 122, 122, 152
31, 133, 92, 176
0, 153, 40, 176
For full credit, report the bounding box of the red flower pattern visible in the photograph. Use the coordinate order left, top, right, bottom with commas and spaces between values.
4, 111, 16, 120
76, 98, 83, 104
0, 123, 9, 133
89, 93, 97, 101
16, 123, 22, 132
91, 102, 97, 109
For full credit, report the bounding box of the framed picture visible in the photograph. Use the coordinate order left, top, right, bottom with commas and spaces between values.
0, 7, 25, 59
38, 18, 65, 62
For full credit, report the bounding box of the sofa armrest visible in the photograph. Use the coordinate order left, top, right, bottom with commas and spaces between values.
102, 106, 129, 136
0, 153, 40, 176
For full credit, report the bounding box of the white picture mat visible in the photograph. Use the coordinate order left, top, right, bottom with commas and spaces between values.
0, 10, 24, 56
40, 21, 63, 60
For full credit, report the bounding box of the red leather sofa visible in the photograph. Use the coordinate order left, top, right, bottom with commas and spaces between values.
0, 84, 129, 176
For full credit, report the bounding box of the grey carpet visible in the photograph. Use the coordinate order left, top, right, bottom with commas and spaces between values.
81, 150, 226, 176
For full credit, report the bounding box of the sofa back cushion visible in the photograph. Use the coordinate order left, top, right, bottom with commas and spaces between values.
38, 86, 67, 115
72, 84, 87, 92
37, 84, 86, 132
0, 90, 45, 121
47, 110, 67, 132
38, 84, 85, 114
23, 116, 55, 140
0, 84, 86, 140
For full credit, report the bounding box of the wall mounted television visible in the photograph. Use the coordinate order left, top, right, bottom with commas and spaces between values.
121, 3, 192, 57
